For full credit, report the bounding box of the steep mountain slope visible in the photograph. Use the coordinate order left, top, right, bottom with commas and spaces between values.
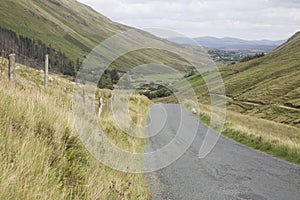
0, 0, 194, 75
223, 32, 300, 111
0, 0, 128, 59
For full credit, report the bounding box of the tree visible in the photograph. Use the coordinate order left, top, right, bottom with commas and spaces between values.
0, 26, 79, 76
110, 68, 120, 84
240, 53, 265, 62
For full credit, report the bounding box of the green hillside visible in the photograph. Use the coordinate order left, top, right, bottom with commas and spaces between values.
0, 0, 193, 75
170, 32, 300, 127
223, 31, 300, 126
0, 0, 127, 59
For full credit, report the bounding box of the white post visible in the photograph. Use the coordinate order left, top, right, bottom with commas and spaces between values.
98, 97, 103, 118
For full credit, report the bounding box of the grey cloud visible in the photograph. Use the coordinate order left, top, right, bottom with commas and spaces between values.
268, 0, 300, 8
78, 0, 300, 40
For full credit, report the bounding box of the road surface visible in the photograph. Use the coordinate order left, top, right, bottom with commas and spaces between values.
144, 104, 300, 200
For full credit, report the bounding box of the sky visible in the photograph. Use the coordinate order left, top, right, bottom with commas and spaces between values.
77, 0, 300, 40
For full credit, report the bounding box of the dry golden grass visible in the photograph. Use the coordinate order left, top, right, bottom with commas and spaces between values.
195, 102, 300, 163
0, 60, 152, 199
226, 111, 300, 149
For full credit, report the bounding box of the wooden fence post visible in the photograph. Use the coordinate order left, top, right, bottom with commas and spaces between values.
44, 54, 49, 88
9, 54, 15, 88
1, 50, 4, 65
1, 49, 5, 65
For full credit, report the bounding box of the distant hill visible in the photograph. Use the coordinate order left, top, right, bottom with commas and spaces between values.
169, 36, 285, 52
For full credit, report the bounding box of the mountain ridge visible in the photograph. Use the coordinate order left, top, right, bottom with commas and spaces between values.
169, 36, 286, 52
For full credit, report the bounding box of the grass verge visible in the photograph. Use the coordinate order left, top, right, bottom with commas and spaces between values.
0, 59, 152, 199
195, 106, 300, 165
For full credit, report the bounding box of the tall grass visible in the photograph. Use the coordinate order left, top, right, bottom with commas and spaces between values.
195, 104, 300, 164
0, 60, 152, 199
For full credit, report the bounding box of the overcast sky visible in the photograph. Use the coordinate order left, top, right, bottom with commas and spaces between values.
77, 0, 300, 40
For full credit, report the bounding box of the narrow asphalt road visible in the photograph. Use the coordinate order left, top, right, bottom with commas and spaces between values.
144, 104, 300, 200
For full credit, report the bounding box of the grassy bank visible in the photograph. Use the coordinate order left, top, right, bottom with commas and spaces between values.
0, 60, 152, 199
195, 106, 300, 164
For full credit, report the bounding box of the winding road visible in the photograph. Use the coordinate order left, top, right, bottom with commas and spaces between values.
144, 104, 300, 200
